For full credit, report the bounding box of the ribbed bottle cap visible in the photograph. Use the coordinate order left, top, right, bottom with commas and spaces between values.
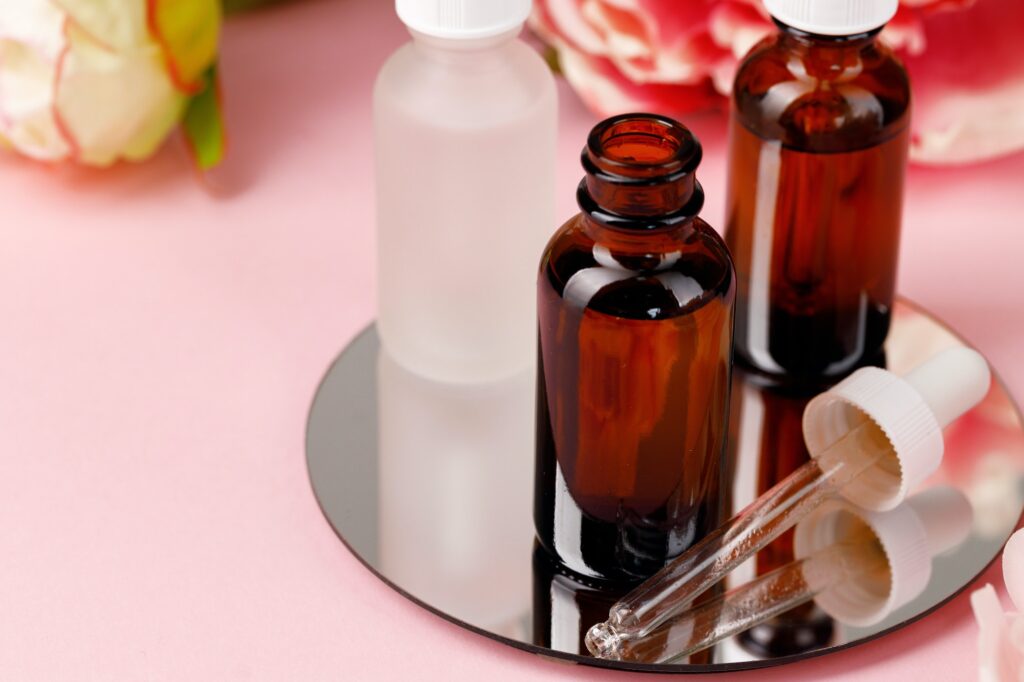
396, 0, 531, 39
803, 348, 991, 511
764, 0, 898, 36
795, 486, 973, 627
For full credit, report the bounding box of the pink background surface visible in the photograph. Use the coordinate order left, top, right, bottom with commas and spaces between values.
1, 0, 1022, 679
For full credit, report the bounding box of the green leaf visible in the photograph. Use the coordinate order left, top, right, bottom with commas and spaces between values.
182, 66, 226, 170
542, 45, 562, 76
222, 0, 292, 13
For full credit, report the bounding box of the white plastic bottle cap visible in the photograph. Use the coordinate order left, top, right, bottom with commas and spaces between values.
902, 346, 992, 430
795, 486, 973, 627
764, 0, 898, 36
396, 0, 532, 40
803, 347, 991, 511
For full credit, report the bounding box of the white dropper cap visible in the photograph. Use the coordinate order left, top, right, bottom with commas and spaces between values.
795, 486, 974, 627
803, 347, 991, 511
763, 0, 898, 36
396, 0, 532, 40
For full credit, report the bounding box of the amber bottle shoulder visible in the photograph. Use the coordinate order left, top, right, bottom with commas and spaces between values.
733, 32, 911, 152
540, 215, 735, 321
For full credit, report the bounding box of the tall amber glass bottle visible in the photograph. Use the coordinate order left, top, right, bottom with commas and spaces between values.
725, 0, 910, 382
535, 114, 736, 583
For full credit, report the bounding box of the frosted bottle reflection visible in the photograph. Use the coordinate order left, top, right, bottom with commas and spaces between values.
378, 350, 534, 633
536, 114, 736, 583
374, 0, 557, 383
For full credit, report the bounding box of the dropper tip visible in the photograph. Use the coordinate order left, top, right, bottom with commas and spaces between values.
585, 622, 624, 659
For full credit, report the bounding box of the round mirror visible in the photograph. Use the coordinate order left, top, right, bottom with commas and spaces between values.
306, 301, 1024, 672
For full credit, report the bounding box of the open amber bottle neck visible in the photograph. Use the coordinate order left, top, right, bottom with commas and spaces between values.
578, 114, 705, 238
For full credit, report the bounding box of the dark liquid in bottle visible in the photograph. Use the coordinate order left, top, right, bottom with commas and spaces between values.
726, 121, 907, 379
725, 25, 911, 382
535, 217, 734, 583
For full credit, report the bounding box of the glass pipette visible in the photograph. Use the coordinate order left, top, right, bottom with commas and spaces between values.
592, 539, 886, 663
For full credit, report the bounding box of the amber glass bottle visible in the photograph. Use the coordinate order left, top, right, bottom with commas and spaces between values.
725, 6, 911, 382
535, 114, 736, 584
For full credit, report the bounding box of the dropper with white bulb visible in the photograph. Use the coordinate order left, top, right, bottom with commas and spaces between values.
586, 347, 991, 658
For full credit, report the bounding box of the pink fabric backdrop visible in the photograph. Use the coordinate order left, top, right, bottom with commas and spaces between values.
1, 0, 1021, 679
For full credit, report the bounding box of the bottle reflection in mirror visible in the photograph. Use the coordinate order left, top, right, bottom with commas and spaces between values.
378, 349, 534, 636
531, 543, 715, 664
726, 368, 844, 656
536, 114, 736, 584
532, 543, 622, 656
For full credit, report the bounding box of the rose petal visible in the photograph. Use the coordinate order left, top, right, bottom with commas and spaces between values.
559, 45, 721, 117
708, 2, 772, 62
0, 41, 71, 161
52, 0, 148, 50
534, 0, 1024, 164
972, 584, 1023, 682
0, 0, 67, 59
583, 1, 649, 56
883, 8, 928, 55
902, 0, 1024, 164
885, 3, 980, 55
537, 0, 607, 55
915, 81, 1024, 165
1004, 529, 1024, 613
147, 0, 221, 92
55, 22, 183, 166
597, 0, 732, 85
0, 3, 71, 161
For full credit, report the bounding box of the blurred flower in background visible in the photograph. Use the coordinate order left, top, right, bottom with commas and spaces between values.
532, 0, 1024, 164
0, 0, 223, 168
972, 529, 1024, 680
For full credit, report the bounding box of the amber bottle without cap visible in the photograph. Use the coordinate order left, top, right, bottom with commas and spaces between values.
724, 0, 911, 382
535, 114, 736, 584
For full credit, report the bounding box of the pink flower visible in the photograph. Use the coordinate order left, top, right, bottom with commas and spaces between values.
972, 529, 1024, 681
532, 0, 1024, 164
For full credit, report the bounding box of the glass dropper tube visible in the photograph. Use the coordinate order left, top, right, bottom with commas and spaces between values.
590, 536, 889, 663
586, 416, 894, 655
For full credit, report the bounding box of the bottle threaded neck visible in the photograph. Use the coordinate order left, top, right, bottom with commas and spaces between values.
581, 114, 703, 225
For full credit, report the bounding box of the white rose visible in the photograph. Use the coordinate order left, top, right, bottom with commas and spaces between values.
0, 0, 218, 166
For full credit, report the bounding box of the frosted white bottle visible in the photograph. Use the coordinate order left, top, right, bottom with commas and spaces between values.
375, 0, 557, 383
